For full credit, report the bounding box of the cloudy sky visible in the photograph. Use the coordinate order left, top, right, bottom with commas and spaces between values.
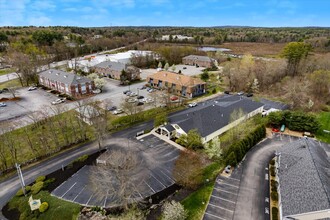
0, 0, 329, 27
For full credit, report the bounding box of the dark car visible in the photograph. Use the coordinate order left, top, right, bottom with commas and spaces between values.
137, 95, 144, 99
108, 106, 117, 111
246, 93, 253, 97
137, 102, 144, 106
224, 91, 230, 94
123, 90, 131, 94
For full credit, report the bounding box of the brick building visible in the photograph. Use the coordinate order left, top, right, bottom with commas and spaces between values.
182, 55, 215, 68
39, 69, 95, 98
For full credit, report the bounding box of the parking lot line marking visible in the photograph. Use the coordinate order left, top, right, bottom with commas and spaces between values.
86, 194, 93, 206
159, 170, 176, 183
221, 182, 239, 188
214, 187, 237, 195
227, 177, 240, 181
208, 203, 234, 212
150, 173, 166, 188
73, 185, 86, 202
211, 195, 235, 204
61, 182, 77, 198
103, 190, 109, 207
204, 212, 227, 220
144, 180, 156, 193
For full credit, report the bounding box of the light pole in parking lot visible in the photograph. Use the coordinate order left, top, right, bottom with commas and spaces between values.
15, 163, 26, 196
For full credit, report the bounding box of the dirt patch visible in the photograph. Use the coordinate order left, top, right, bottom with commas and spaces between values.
222, 42, 286, 56
0, 97, 21, 102
266, 127, 303, 138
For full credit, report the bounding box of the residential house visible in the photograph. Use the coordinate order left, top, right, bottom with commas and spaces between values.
160, 95, 264, 143
274, 139, 330, 220
182, 55, 215, 68
93, 61, 140, 80
146, 71, 206, 98
39, 69, 95, 98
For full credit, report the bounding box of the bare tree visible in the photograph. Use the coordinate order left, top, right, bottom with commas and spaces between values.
89, 149, 148, 209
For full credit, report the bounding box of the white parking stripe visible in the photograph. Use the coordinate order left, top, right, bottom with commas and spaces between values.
204, 212, 228, 220
73, 185, 86, 201
160, 170, 176, 183
227, 176, 240, 181
150, 173, 166, 188
61, 182, 77, 198
211, 195, 235, 204
208, 203, 234, 212
85, 194, 93, 206
144, 180, 156, 193
221, 182, 239, 188
214, 187, 237, 195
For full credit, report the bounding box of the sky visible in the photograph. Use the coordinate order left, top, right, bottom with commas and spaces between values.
0, 0, 329, 27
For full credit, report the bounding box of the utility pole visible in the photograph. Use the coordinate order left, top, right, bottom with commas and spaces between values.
15, 163, 26, 196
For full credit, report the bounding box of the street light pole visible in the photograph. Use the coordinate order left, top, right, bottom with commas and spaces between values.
15, 163, 26, 196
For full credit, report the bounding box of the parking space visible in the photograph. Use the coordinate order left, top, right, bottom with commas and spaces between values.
51, 134, 181, 207
204, 166, 242, 220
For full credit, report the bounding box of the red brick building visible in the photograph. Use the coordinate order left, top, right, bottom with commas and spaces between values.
39, 69, 95, 98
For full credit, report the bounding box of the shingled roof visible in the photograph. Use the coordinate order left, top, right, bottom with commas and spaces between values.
278, 139, 330, 217
149, 71, 205, 87
95, 61, 126, 71
182, 55, 214, 62
39, 69, 92, 85
169, 95, 264, 137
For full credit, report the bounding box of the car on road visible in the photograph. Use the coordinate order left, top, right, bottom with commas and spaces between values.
108, 106, 117, 111
51, 98, 65, 105
237, 91, 244, 96
0, 102, 7, 107
28, 86, 37, 91
112, 109, 124, 115
225, 165, 231, 174
188, 102, 197, 107
123, 90, 131, 94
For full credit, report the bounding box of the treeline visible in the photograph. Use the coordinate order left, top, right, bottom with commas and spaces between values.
224, 125, 266, 166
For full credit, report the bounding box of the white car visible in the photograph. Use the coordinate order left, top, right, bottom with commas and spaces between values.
225, 165, 231, 174
51, 98, 65, 105
112, 109, 124, 115
188, 102, 197, 107
0, 102, 7, 107
28, 86, 37, 91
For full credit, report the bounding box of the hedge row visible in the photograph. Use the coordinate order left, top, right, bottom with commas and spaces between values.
225, 125, 266, 166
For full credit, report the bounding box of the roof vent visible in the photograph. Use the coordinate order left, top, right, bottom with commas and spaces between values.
221, 114, 223, 117
64, 75, 68, 78
56, 73, 59, 76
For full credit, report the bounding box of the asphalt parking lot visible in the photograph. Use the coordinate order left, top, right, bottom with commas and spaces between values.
51, 134, 181, 207
204, 166, 242, 220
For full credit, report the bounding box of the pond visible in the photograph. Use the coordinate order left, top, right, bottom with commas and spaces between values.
198, 47, 231, 52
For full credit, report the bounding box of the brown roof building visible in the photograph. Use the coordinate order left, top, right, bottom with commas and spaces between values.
146, 71, 206, 98
182, 55, 215, 68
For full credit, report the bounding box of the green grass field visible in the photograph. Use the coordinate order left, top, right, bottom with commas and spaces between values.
0, 78, 22, 89
0, 68, 15, 76
316, 111, 330, 144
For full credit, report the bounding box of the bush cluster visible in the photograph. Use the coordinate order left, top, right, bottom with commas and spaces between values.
31, 181, 44, 195
272, 207, 279, 220
39, 202, 49, 213
35, 176, 46, 183
271, 191, 278, 201
224, 125, 266, 166
270, 166, 276, 177
74, 155, 88, 163
271, 180, 278, 191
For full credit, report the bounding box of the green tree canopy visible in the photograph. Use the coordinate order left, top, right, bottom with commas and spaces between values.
32, 30, 63, 46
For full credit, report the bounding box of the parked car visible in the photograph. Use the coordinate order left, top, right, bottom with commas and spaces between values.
0, 102, 7, 107
170, 96, 179, 101
225, 165, 231, 174
92, 89, 101, 94
237, 91, 244, 96
137, 95, 144, 99
303, 132, 314, 138
139, 86, 146, 90
147, 88, 154, 93
0, 90, 2, 94
224, 91, 230, 94
272, 128, 280, 132
126, 91, 132, 96
145, 98, 154, 103
108, 106, 117, 111
28, 86, 37, 91
136, 102, 144, 106
123, 90, 131, 94
127, 98, 137, 103
246, 93, 253, 97
188, 102, 197, 107
112, 109, 124, 115
51, 98, 65, 105
183, 67, 187, 69
129, 92, 137, 97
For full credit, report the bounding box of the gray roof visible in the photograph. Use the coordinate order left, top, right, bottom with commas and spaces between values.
259, 98, 289, 110
182, 55, 214, 62
164, 124, 175, 132
169, 95, 264, 137
278, 139, 330, 216
95, 61, 126, 71
39, 69, 92, 85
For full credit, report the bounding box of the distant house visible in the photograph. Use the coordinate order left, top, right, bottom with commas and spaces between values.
275, 139, 330, 220
160, 35, 194, 41
93, 61, 140, 80
146, 71, 206, 98
182, 55, 215, 68
162, 95, 264, 143
39, 69, 95, 98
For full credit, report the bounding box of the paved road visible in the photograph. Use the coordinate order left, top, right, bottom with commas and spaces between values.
0, 73, 18, 83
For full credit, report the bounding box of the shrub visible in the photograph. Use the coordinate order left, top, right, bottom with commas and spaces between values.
272, 207, 279, 220
35, 176, 46, 183
16, 189, 24, 197
39, 202, 49, 213
73, 155, 88, 163
270, 159, 275, 166
43, 178, 56, 188
212, 88, 217, 94
271, 180, 278, 191
270, 166, 276, 177
31, 181, 44, 195
271, 191, 278, 201
25, 185, 31, 193
162, 200, 187, 220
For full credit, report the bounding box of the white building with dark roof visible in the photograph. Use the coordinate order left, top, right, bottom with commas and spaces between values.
275, 138, 330, 220
39, 69, 95, 97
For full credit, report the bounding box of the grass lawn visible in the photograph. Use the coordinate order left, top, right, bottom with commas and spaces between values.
8, 190, 81, 220
316, 111, 330, 144
0, 68, 15, 76
0, 78, 22, 89
182, 162, 223, 220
